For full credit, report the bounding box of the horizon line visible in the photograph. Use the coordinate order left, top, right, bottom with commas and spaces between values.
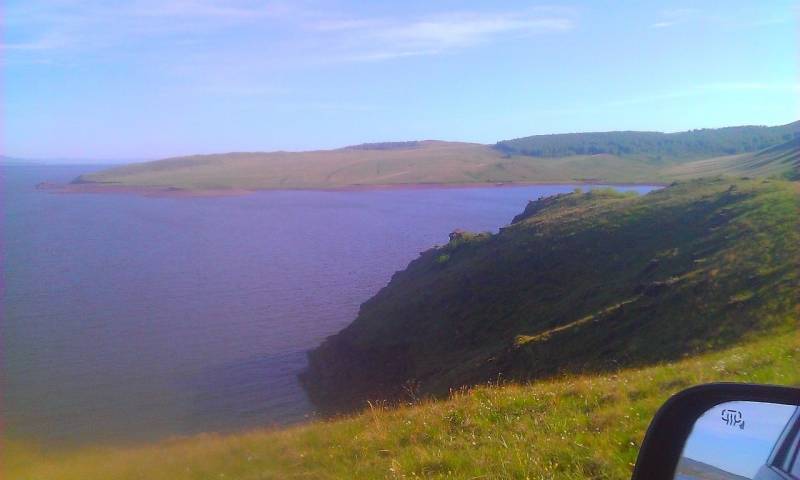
4, 118, 797, 163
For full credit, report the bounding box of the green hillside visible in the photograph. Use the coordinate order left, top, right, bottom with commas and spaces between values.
69, 122, 799, 192
665, 137, 800, 180
495, 122, 799, 158
6, 332, 798, 480
302, 178, 799, 413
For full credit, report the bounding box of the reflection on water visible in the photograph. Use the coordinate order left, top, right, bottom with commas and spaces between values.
2, 165, 658, 446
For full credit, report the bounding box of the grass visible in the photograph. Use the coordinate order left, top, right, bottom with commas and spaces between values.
5, 332, 798, 480
303, 178, 799, 412
74, 141, 671, 190
665, 137, 800, 180
72, 134, 798, 192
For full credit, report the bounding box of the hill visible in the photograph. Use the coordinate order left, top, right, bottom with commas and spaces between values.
70, 140, 668, 190
495, 121, 800, 158
6, 332, 798, 480
71, 141, 517, 190
68, 122, 799, 192
301, 178, 799, 413
665, 137, 800, 180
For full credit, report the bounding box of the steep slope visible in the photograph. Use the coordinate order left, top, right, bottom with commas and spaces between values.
7, 332, 798, 480
665, 137, 800, 180
302, 178, 799, 413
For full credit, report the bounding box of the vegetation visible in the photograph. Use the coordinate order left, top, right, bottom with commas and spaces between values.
495, 122, 799, 158
303, 178, 799, 413
70, 123, 799, 192
6, 332, 797, 480
665, 137, 800, 180
72, 141, 517, 190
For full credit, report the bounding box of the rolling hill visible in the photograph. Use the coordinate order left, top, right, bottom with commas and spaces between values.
69, 122, 799, 192
495, 121, 800, 158
72, 141, 515, 190
301, 177, 799, 413
665, 137, 800, 180
70, 140, 667, 190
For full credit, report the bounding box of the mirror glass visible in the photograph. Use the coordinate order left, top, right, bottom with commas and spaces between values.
674, 401, 800, 480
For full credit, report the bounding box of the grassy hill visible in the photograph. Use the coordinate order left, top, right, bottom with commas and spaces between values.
70, 122, 799, 192
665, 137, 800, 180
72, 140, 667, 190
495, 122, 800, 158
6, 332, 797, 480
302, 178, 799, 413
73, 141, 513, 190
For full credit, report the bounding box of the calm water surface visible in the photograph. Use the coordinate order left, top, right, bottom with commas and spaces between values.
1, 165, 657, 446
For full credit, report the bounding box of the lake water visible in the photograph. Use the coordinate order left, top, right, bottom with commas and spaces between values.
1, 164, 657, 447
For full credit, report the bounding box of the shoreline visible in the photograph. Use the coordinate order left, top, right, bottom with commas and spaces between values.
39, 180, 668, 198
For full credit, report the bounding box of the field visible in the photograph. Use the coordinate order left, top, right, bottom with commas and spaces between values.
5, 332, 797, 480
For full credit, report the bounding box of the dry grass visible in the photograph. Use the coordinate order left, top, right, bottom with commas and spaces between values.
74, 135, 798, 192
75, 142, 669, 191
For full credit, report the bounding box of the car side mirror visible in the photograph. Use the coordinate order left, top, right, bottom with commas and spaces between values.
631, 383, 800, 480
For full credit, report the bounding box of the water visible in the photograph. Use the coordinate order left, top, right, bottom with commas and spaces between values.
1, 164, 657, 447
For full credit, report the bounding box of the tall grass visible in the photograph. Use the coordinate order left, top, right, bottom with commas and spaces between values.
6, 332, 797, 480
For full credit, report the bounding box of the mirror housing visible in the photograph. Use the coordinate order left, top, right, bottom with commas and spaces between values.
631, 383, 800, 480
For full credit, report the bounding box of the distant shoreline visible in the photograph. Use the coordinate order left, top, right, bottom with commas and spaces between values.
38, 180, 669, 198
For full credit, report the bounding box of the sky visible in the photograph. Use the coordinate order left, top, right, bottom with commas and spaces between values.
680, 401, 797, 478
2, 0, 799, 160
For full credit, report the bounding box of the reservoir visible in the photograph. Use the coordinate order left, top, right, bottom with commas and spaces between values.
1, 164, 657, 446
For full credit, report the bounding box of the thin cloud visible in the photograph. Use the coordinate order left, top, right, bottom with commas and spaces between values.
312, 11, 575, 63
651, 21, 675, 29
3, 0, 296, 53
650, 6, 793, 29
130, 0, 289, 19
650, 8, 701, 28
4, 2, 575, 66
375, 13, 572, 49
338, 49, 443, 63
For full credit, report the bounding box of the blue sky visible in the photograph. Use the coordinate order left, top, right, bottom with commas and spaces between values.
3, 0, 799, 160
